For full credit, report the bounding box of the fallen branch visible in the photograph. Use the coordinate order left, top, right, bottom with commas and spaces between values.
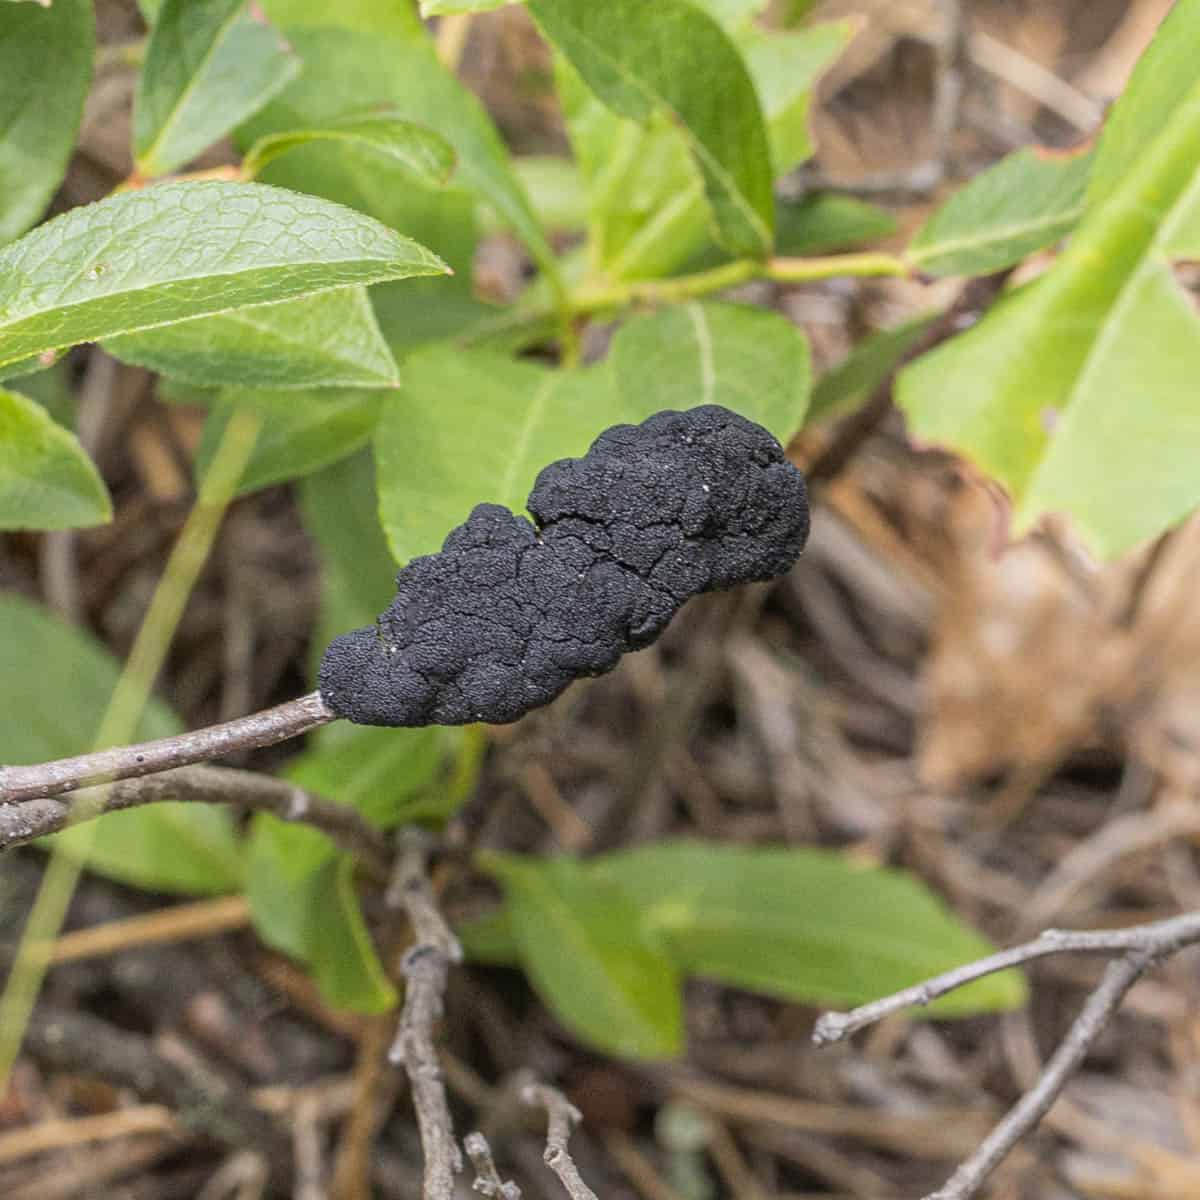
0, 691, 335, 804
387, 831, 464, 1200
522, 1083, 599, 1200
0, 762, 389, 875
813, 910, 1200, 1200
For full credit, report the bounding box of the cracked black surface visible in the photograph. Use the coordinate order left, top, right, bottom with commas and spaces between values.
319, 405, 810, 727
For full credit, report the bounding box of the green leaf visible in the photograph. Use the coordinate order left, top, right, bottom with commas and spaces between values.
592, 842, 1026, 1016
457, 905, 520, 965
775, 192, 897, 256
375, 347, 623, 562
0, 387, 111, 530
688, 0, 768, 26
104, 288, 401, 391
810, 312, 938, 423
556, 22, 847, 281
134, 0, 300, 178
0, 594, 242, 894
245, 813, 330, 961
237, 21, 560, 290
8, 357, 76, 428
507, 155, 589, 235
308, 853, 397, 1013
257, 0, 421, 33
285, 724, 449, 829
0, 0, 93, 244
482, 852, 684, 1059
737, 20, 854, 177
609, 302, 811, 444
420, 0, 510, 13
558, 61, 709, 282
243, 115, 456, 185
0, 181, 448, 370
898, 68, 1200, 555
197, 386, 383, 495
55, 803, 244, 895
530, 0, 774, 258
1087, 0, 1200, 211
246, 816, 396, 1012
301, 451, 398, 674
908, 147, 1092, 277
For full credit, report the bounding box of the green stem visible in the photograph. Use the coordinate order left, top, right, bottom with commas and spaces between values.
570, 250, 908, 316
0, 409, 261, 1090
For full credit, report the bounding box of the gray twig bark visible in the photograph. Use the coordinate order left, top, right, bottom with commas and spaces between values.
522, 1083, 599, 1200
814, 910, 1200, 1200
0, 692, 335, 804
387, 831, 464, 1200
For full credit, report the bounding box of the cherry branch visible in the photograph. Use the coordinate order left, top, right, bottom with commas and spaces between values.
0, 692, 336, 805
0, 763, 389, 874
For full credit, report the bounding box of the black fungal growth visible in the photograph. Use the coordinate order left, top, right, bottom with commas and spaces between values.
319, 405, 810, 727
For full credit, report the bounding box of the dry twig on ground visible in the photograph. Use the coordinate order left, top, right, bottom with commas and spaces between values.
814, 910, 1200, 1200
522, 1083, 600, 1200
386, 830, 464, 1200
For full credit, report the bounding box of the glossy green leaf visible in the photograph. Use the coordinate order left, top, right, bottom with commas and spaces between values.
609, 302, 811, 444
375, 347, 622, 562
0, 594, 243, 894
530, 0, 774, 258
908, 147, 1091, 277
0, 387, 111, 531
775, 192, 897, 256
237, 21, 559, 289
246, 815, 396, 1012
0, 181, 448, 370
243, 115, 456, 185
898, 67, 1200, 555
810, 312, 938, 423
197, 386, 383, 495
104, 288, 400, 390
0, 0, 92, 244
483, 852, 684, 1059
135, 0, 300, 178
592, 842, 1026, 1015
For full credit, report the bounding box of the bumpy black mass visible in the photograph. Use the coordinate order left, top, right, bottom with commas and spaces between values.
319, 405, 810, 727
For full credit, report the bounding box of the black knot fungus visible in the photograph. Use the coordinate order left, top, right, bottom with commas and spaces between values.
319, 405, 810, 727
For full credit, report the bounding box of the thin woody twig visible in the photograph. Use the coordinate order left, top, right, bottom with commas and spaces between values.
464, 1131, 522, 1199
387, 830, 464, 1200
813, 909, 1200, 1200
522, 1083, 600, 1200
0, 691, 336, 804
0, 763, 389, 875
